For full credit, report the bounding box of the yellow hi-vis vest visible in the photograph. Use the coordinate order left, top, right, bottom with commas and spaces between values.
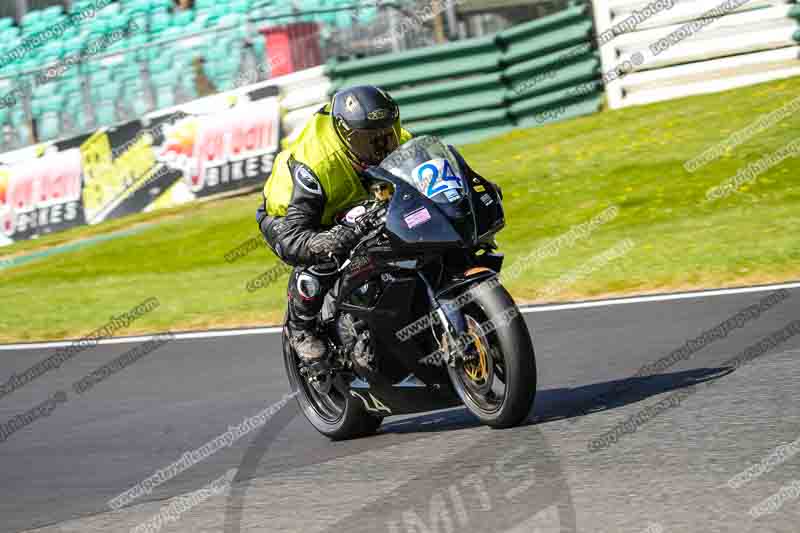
263, 103, 413, 226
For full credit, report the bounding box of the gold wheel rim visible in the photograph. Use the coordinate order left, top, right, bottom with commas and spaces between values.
463, 329, 489, 384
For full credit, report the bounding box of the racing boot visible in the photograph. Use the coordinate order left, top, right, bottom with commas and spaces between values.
289, 318, 327, 364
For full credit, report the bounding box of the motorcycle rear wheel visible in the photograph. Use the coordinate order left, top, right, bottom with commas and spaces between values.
282, 323, 383, 440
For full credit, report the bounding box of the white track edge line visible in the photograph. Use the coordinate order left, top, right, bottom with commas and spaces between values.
519, 281, 800, 313
0, 327, 283, 351
1, 281, 798, 351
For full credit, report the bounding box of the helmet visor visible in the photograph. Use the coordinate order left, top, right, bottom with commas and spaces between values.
345, 127, 400, 166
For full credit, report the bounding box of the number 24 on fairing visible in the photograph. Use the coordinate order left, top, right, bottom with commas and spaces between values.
413, 159, 463, 199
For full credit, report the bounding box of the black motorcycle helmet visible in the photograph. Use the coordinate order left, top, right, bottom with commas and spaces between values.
331, 85, 401, 168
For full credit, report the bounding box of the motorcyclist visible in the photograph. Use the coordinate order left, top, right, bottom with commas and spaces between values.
256, 85, 413, 364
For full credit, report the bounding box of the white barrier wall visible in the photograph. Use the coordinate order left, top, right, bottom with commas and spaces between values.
592, 0, 800, 108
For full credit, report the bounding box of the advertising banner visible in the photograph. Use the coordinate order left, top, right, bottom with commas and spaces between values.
0, 143, 86, 245
0, 85, 281, 246
153, 87, 281, 199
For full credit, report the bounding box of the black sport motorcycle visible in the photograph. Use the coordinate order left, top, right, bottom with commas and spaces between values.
282, 136, 536, 440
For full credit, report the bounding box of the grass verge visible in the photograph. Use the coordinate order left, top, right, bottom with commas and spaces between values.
1, 77, 799, 342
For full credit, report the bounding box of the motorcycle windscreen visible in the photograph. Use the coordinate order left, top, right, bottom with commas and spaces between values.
379, 136, 468, 206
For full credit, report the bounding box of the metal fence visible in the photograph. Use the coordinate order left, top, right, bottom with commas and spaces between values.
0, 0, 523, 151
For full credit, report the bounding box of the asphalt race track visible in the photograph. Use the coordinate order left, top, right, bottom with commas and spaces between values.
1, 285, 799, 533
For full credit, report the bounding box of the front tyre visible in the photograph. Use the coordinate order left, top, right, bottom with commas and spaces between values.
446, 282, 537, 428
282, 323, 382, 440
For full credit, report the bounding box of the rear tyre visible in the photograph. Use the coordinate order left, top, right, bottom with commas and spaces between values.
282, 323, 382, 440
446, 282, 537, 428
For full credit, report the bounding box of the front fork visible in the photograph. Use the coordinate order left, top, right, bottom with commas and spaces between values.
417, 269, 497, 367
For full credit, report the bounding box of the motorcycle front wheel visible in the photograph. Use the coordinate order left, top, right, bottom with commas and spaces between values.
445, 282, 537, 428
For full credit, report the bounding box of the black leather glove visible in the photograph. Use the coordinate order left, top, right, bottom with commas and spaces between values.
307, 224, 364, 264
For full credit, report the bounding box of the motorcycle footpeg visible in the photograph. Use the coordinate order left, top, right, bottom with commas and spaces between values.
299, 358, 331, 375
299, 359, 334, 392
